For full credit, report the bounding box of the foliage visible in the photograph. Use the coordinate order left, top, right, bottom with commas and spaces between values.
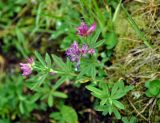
0, 0, 159, 122
122, 116, 137, 123
50, 105, 78, 123
145, 80, 160, 110
0, 75, 37, 119
86, 80, 134, 119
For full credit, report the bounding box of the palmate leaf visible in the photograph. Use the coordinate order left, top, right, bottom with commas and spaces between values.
27, 72, 48, 90
51, 54, 68, 72
77, 63, 91, 79
34, 51, 46, 67
111, 90, 126, 100
95, 105, 109, 115
86, 85, 103, 98
112, 100, 125, 110
111, 82, 119, 96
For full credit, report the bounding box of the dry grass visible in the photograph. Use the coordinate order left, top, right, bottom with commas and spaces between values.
105, 0, 160, 122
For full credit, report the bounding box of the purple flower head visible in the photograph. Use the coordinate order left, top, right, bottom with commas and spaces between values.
76, 20, 88, 37
20, 57, 34, 76
66, 42, 95, 71
66, 41, 81, 62
80, 44, 88, 55
76, 20, 96, 37
88, 48, 95, 54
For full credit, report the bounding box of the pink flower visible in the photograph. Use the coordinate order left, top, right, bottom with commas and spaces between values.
88, 49, 95, 54
87, 22, 96, 35
66, 42, 95, 70
20, 57, 34, 76
80, 44, 88, 54
66, 42, 95, 63
76, 20, 96, 37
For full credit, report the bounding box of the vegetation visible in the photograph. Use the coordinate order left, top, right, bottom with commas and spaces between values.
0, 0, 160, 122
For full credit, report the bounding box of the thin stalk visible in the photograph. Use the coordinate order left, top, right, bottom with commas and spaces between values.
121, 4, 152, 48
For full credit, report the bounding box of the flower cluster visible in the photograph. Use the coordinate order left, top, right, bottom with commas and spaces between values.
66, 20, 96, 70
66, 41, 95, 63
20, 57, 34, 76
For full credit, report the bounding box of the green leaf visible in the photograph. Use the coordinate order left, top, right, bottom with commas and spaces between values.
100, 99, 108, 105
145, 81, 150, 88
122, 117, 129, 123
94, 39, 105, 48
51, 54, 67, 71
108, 105, 112, 115
113, 100, 125, 109
36, 2, 42, 27
90, 28, 101, 47
150, 80, 160, 89
86, 85, 102, 98
19, 102, 24, 114
90, 65, 96, 80
117, 80, 124, 88
48, 94, 53, 107
45, 53, 52, 67
145, 90, 154, 97
145, 80, 160, 96
111, 91, 126, 100
105, 32, 118, 49
77, 62, 91, 78
31, 73, 48, 89
95, 105, 109, 115
92, 28, 101, 45
149, 86, 159, 96
34, 51, 46, 67
113, 108, 121, 119
30, 93, 41, 102
61, 105, 78, 123
130, 116, 137, 123
111, 82, 119, 97
112, 0, 122, 23
53, 76, 67, 90
124, 85, 134, 93
53, 91, 67, 98
49, 112, 61, 120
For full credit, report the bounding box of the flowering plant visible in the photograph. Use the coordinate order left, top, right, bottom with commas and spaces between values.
20, 20, 133, 121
